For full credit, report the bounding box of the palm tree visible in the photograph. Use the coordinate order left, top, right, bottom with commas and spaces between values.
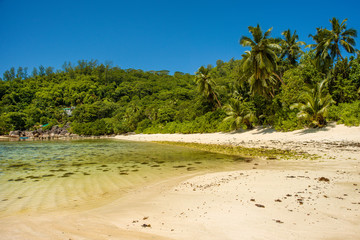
239, 24, 283, 97
309, 18, 357, 64
223, 98, 256, 129
280, 29, 306, 65
195, 65, 221, 108
290, 79, 334, 128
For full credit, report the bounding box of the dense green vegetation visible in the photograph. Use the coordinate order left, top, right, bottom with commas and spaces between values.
1, 18, 359, 135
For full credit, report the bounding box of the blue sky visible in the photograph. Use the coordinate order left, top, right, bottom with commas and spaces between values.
1, 0, 360, 76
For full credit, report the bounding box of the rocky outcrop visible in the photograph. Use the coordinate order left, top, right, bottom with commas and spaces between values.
9, 122, 78, 139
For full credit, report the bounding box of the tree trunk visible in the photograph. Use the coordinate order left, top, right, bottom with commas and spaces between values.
273, 73, 286, 86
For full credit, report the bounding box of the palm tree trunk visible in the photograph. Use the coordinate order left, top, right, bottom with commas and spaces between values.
211, 90, 222, 108
269, 91, 274, 98
337, 45, 344, 60
273, 73, 286, 86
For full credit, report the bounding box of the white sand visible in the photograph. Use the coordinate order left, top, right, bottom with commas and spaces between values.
1, 124, 359, 240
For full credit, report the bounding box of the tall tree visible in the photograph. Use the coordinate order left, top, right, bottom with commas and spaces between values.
309, 17, 357, 67
195, 65, 221, 108
3, 67, 15, 81
280, 29, 306, 65
239, 24, 283, 97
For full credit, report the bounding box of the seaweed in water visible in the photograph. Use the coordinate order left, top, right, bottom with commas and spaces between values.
14, 178, 25, 181
9, 163, 31, 168
173, 165, 186, 168
42, 174, 55, 177
154, 161, 165, 164
72, 163, 83, 167
50, 168, 66, 172
26, 175, 40, 179
61, 172, 74, 178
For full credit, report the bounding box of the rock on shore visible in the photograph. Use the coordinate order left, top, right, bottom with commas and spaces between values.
8, 123, 78, 139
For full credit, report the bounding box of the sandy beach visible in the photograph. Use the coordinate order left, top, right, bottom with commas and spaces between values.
1, 124, 359, 239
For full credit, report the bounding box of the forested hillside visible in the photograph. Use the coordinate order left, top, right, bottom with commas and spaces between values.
1, 18, 360, 135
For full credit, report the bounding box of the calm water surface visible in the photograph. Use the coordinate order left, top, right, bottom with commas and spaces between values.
0, 139, 245, 216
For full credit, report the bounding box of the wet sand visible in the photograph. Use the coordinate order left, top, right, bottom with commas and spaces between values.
1, 124, 360, 239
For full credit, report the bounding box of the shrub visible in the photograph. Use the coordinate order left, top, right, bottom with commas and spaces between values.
328, 101, 360, 126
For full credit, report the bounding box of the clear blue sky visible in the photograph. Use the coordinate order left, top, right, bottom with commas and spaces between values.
1, 0, 360, 76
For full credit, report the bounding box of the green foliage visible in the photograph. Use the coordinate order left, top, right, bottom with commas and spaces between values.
239, 24, 282, 97
42, 119, 58, 131
328, 101, 360, 126
280, 29, 306, 65
71, 119, 113, 136
194, 65, 221, 108
142, 109, 228, 134
291, 80, 334, 128
349, 55, 360, 96
273, 110, 304, 131
308, 17, 357, 72
223, 98, 256, 130
1, 112, 27, 131
268, 67, 308, 131
329, 58, 358, 103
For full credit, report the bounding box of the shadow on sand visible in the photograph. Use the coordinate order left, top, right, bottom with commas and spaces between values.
229, 127, 276, 135
294, 122, 336, 135
228, 122, 337, 136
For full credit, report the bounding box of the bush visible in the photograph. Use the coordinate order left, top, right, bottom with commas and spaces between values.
135, 119, 152, 133
141, 109, 228, 134
71, 119, 114, 135
328, 101, 360, 126
1, 112, 27, 131
273, 110, 304, 131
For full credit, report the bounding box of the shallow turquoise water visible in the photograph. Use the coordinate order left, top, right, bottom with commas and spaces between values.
0, 139, 245, 216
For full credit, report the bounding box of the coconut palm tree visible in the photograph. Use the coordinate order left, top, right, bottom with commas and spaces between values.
280, 29, 306, 65
195, 65, 221, 108
239, 24, 283, 97
308, 18, 357, 65
223, 98, 256, 130
290, 79, 334, 128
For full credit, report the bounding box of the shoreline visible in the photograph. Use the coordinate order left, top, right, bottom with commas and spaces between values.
113, 124, 360, 168
1, 124, 359, 239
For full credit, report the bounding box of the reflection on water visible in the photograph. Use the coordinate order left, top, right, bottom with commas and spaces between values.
0, 139, 245, 216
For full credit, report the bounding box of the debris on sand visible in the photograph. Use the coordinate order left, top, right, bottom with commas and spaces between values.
318, 177, 330, 182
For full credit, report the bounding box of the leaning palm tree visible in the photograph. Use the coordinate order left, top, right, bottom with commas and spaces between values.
195, 65, 221, 108
280, 29, 306, 65
290, 79, 334, 128
223, 98, 256, 130
309, 18, 357, 64
239, 24, 284, 97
